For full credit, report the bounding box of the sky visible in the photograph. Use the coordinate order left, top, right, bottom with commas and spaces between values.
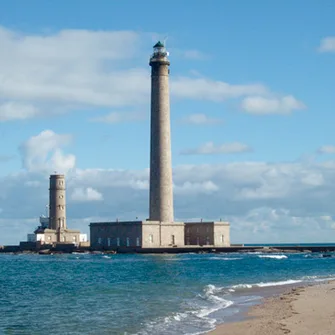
0, 0, 335, 244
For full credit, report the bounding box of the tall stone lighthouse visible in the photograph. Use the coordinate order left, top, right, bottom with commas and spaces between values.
89, 41, 230, 250
149, 41, 174, 223
49, 174, 67, 231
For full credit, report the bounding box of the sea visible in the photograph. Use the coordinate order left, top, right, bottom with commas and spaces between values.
1, 248, 335, 335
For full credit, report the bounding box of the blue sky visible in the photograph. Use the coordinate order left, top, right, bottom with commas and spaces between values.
0, 0, 335, 244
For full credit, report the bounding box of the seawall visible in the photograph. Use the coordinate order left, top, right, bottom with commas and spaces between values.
2, 244, 335, 254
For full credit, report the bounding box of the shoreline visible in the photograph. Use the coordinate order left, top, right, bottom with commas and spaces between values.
2, 245, 335, 255
207, 280, 335, 335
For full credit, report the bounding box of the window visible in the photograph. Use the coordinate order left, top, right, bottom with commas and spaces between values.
126, 237, 130, 247
107, 238, 111, 247
73, 236, 76, 241
59, 195, 63, 199
98, 237, 102, 244
116, 237, 120, 247
186, 238, 190, 245
186, 228, 190, 233
196, 237, 200, 245
149, 234, 153, 243
220, 235, 224, 243
206, 226, 209, 233
171, 235, 175, 245
196, 227, 199, 233
136, 237, 140, 247
206, 236, 210, 245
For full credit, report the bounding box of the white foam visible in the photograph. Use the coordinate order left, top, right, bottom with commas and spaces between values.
256, 279, 302, 287
195, 284, 234, 318
134, 284, 233, 335
164, 257, 193, 261
229, 279, 303, 291
210, 257, 242, 261
230, 283, 253, 291
258, 255, 288, 259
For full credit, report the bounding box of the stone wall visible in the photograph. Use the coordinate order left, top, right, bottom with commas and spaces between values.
184, 222, 214, 246
43, 229, 58, 243
90, 221, 143, 249
90, 220, 185, 248
42, 229, 81, 245
160, 222, 185, 247
59, 230, 81, 244
213, 222, 230, 246
141, 221, 160, 247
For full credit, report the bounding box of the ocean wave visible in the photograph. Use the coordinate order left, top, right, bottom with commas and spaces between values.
230, 283, 253, 290
258, 255, 288, 259
209, 257, 242, 261
302, 275, 335, 282
134, 284, 233, 335
256, 279, 302, 287
228, 279, 302, 292
196, 284, 233, 318
163, 257, 194, 261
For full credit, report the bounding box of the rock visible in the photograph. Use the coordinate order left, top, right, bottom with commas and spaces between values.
39, 249, 51, 255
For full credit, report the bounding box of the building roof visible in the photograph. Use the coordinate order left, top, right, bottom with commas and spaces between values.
153, 41, 164, 48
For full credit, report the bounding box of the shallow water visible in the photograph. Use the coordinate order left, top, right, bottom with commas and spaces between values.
0, 252, 334, 335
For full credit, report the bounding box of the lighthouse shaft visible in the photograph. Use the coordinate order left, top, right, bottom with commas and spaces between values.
149, 45, 174, 222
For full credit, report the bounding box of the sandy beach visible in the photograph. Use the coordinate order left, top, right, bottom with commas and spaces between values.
209, 281, 335, 335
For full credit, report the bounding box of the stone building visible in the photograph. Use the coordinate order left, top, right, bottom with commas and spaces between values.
90, 41, 230, 250
90, 220, 185, 248
90, 220, 230, 249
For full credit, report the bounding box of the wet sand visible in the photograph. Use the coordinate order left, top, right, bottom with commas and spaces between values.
208, 281, 335, 335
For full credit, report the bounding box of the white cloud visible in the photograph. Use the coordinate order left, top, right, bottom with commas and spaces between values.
24, 180, 41, 187
90, 111, 145, 123
180, 113, 223, 125
180, 142, 252, 155
0, 25, 304, 121
0, 26, 150, 116
317, 145, 335, 154
174, 181, 219, 195
241, 95, 305, 114
0, 102, 40, 121
171, 77, 268, 102
180, 49, 209, 60
2, 159, 335, 244
19, 130, 75, 173
228, 207, 335, 243
318, 37, 335, 53
71, 187, 103, 202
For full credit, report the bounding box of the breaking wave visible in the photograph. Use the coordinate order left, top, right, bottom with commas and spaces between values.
258, 255, 288, 259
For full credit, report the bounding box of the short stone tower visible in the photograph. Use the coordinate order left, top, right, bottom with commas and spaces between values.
149, 41, 174, 223
49, 174, 67, 230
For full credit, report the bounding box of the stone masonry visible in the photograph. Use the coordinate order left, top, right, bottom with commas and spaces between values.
49, 174, 67, 230
149, 42, 174, 223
